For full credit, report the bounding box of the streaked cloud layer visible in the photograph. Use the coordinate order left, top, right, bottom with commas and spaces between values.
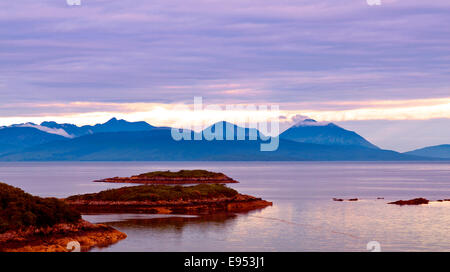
1, 0, 450, 150
0, 96, 449, 126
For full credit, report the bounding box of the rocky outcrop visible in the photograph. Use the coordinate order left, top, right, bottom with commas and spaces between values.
333, 198, 358, 202
94, 176, 238, 185
332, 197, 449, 205
0, 220, 126, 252
388, 198, 430, 206
93, 170, 238, 185
66, 194, 272, 215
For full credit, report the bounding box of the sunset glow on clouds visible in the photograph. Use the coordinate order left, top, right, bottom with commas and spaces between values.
0, 97, 450, 127
1, 0, 450, 150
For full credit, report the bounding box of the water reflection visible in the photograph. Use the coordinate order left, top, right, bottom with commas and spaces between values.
87, 211, 271, 252
2, 162, 450, 251
87, 213, 238, 233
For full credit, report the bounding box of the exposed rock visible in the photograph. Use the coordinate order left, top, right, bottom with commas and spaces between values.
0, 220, 126, 252
66, 194, 272, 215
0, 182, 126, 252
93, 170, 238, 185
333, 198, 358, 202
388, 198, 430, 206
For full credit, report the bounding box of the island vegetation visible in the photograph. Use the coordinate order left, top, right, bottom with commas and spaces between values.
0, 170, 272, 251
66, 184, 272, 215
0, 183, 80, 233
93, 169, 238, 185
67, 184, 238, 202
137, 170, 228, 178
0, 182, 126, 252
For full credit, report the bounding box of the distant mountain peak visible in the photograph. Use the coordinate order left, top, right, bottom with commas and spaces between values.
92, 118, 155, 133
205, 121, 254, 132
210, 121, 243, 128
101, 117, 151, 126
39, 118, 155, 138
282, 119, 379, 149
41, 121, 58, 126
202, 121, 265, 139
14, 122, 37, 126
294, 118, 330, 127
7, 123, 73, 138
105, 117, 119, 123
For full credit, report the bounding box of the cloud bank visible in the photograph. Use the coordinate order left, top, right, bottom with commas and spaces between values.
0, 0, 449, 108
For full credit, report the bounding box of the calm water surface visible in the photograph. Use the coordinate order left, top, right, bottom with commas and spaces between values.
1, 161, 450, 252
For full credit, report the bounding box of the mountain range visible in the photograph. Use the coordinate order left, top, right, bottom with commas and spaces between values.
0, 118, 445, 161
40, 117, 155, 137
280, 119, 379, 149
405, 145, 450, 159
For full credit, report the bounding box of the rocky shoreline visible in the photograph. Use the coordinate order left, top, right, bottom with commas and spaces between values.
66, 194, 272, 215
94, 176, 239, 185
93, 170, 239, 185
388, 198, 450, 206
331, 196, 450, 206
0, 220, 126, 252
1, 173, 271, 252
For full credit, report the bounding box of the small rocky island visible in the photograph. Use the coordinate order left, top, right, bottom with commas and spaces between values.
1, 170, 271, 252
93, 170, 239, 185
388, 198, 430, 206
0, 182, 126, 252
333, 198, 358, 202
65, 184, 272, 214
388, 198, 450, 206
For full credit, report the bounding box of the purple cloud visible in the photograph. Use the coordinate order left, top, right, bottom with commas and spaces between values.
0, 0, 449, 106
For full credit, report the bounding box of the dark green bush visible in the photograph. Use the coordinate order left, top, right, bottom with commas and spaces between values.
0, 183, 81, 233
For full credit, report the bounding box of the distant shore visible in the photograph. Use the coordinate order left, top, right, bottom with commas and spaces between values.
0, 220, 126, 252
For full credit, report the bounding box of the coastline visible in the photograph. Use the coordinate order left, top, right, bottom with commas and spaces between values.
0, 177, 270, 252
93, 170, 239, 185
66, 194, 272, 215
94, 176, 239, 185
0, 220, 126, 252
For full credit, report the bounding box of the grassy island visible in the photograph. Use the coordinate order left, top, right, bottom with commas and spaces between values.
65, 184, 272, 215
93, 169, 238, 185
67, 184, 238, 202
136, 170, 228, 179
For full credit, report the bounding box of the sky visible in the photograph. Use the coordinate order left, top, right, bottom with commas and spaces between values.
0, 0, 450, 152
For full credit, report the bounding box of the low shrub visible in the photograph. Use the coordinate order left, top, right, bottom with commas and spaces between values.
0, 183, 81, 233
